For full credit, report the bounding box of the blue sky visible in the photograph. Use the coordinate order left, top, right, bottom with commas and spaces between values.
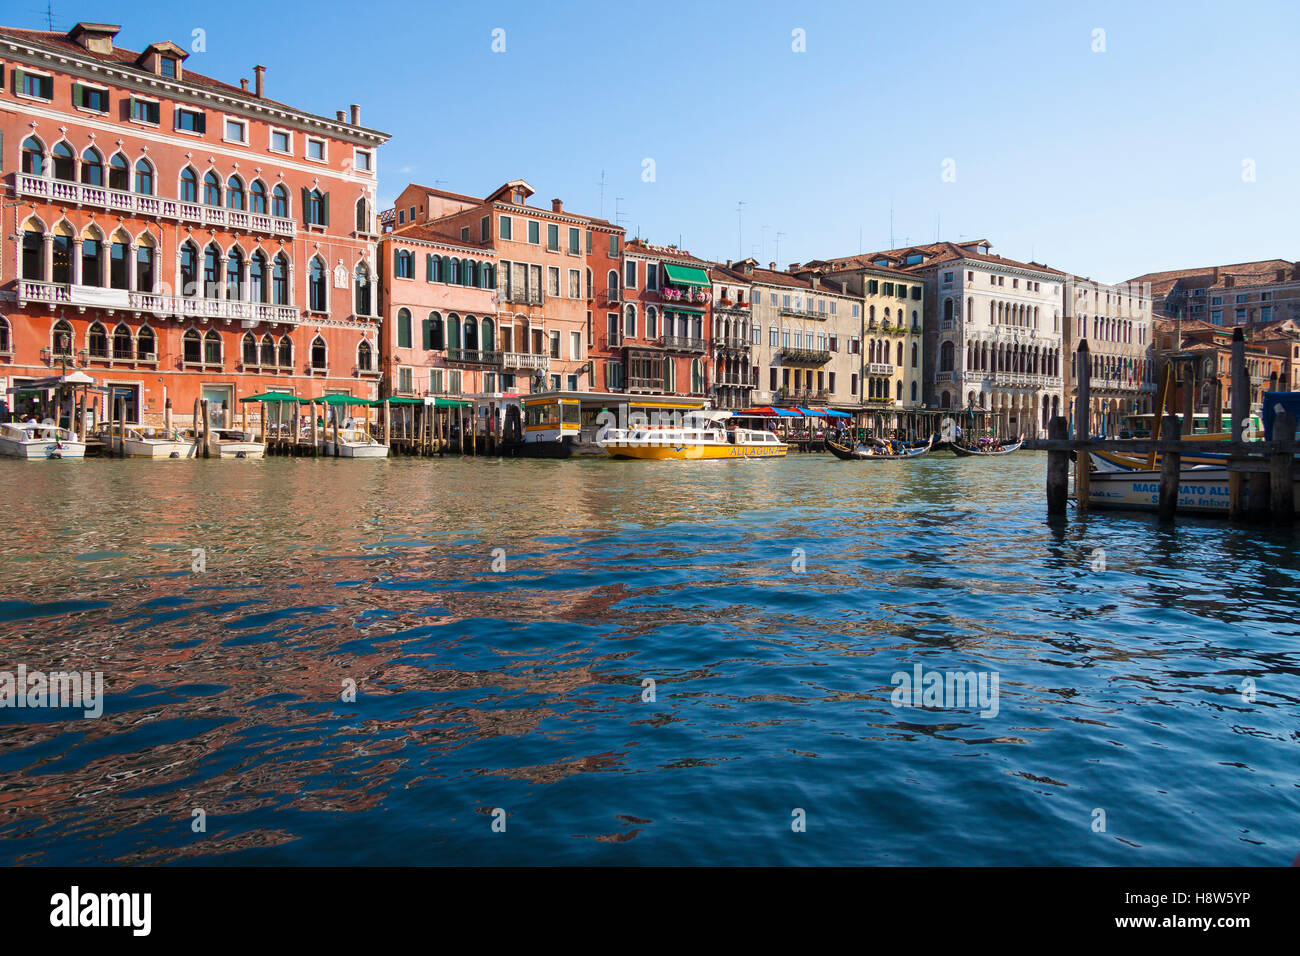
20, 0, 1300, 283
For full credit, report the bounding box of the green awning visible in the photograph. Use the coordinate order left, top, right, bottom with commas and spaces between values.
241, 392, 298, 403
431, 397, 472, 408
662, 264, 711, 287
664, 306, 705, 315
308, 394, 376, 406
384, 396, 424, 405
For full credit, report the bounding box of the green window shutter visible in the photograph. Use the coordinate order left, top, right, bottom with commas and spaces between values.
301, 187, 310, 224
425, 254, 433, 281
72, 83, 83, 108
321, 192, 329, 226
14, 69, 24, 93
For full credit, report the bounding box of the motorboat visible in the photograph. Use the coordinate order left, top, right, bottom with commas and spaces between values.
599, 410, 787, 460
0, 421, 87, 459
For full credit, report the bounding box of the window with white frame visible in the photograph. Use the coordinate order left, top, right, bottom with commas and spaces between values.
306, 138, 326, 161
354, 149, 373, 172
270, 129, 291, 153
223, 117, 248, 144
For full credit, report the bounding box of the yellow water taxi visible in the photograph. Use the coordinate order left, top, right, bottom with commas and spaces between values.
600, 410, 787, 460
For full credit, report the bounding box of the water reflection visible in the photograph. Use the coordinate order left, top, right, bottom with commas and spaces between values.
0, 453, 1298, 865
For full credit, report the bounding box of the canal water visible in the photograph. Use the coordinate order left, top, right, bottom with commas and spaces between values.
1, 453, 1297, 865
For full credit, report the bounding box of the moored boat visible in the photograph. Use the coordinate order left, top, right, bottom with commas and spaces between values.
319, 426, 389, 458
951, 438, 1024, 457
97, 424, 195, 458
1083, 463, 1288, 515
0, 421, 87, 459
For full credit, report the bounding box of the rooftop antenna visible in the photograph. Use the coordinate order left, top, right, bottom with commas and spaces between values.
775, 231, 786, 268
45, 1, 55, 30
614, 196, 627, 229
596, 169, 607, 219
736, 201, 746, 257
760, 224, 768, 262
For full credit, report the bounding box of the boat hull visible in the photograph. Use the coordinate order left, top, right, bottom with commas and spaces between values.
120, 438, 195, 459
605, 442, 787, 460
0, 437, 87, 459
213, 442, 265, 459
319, 441, 389, 458
1085, 466, 1297, 514
951, 441, 1023, 457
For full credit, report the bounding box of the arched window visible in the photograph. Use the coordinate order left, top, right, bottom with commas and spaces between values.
607, 270, 618, 296
481, 317, 495, 351
259, 334, 275, 366
21, 137, 44, 175
358, 339, 373, 371
51, 225, 73, 284
310, 336, 327, 370
134, 158, 154, 195
309, 257, 327, 311
109, 231, 130, 290
225, 247, 245, 300
463, 315, 478, 350
111, 324, 133, 360
394, 250, 413, 278
52, 142, 75, 181
272, 254, 289, 305
624, 304, 637, 339
897, 341, 903, 366
250, 251, 267, 303
272, 185, 289, 218
396, 308, 412, 349
896, 379, 903, 400
355, 197, 370, 233
447, 258, 460, 285
354, 262, 371, 315
646, 306, 658, 340
940, 341, 955, 372
911, 342, 918, 368
136, 235, 156, 292
21, 220, 44, 280
428, 255, 441, 282
426, 312, 444, 350
691, 359, 704, 394
180, 241, 199, 297
203, 243, 222, 298
137, 326, 156, 360
249, 180, 268, 214
940, 391, 951, 409
306, 189, 325, 225
203, 330, 223, 365
107, 153, 129, 190
242, 332, 258, 365
81, 229, 104, 287
88, 321, 108, 358
943, 298, 953, 323
446, 313, 462, 350
203, 170, 221, 205
663, 356, 676, 393
278, 336, 293, 368
52, 319, 74, 356
0, 318, 10, 354
180, 167, 198, 203
183, 329, 202, 364
226, 176, 245, 211
911, 381, 918, 402
81, 147, 103, 186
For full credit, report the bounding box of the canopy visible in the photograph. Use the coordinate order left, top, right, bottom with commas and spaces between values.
684, 409, 733, 422
8, 371, 100, 394
241, 391, 298, 403
795, 407, 828, 418
738, 406, 799, 418
309, 394, 377, 407
424, 397, 472, 408
662, 263, 711, 288
384, 396, 424, 405
824, 409, 852, 419
662, 305, 705, 315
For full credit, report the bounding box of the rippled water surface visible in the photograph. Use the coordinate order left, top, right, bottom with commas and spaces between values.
1, 452, 1297, 865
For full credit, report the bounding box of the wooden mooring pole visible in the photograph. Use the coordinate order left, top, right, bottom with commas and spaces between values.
1073, 339, 1091, 513
1229, 327, 1247, 518
1157, 413, 1182, 521
1046, 416, 1069, 515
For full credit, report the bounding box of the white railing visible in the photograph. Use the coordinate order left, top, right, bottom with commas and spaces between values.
499, 352, 548, 371
867, 363, 895, 375
19, 280, 300, 324
14, 173, 296, 238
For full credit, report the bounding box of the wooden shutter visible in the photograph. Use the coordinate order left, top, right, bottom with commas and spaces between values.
321, 192, 330, 227
301, 187, 310, 224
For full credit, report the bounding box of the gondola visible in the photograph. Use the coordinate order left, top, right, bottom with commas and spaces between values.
826, 435, 934, 461
950, 439, 1023, 457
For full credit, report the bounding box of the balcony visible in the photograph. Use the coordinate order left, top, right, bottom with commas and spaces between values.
715, 334, 750, 350
18, 280, 301, 325
662, 335, 706, 352
604, 286, 622, 306
446, 347, 500, 367
780, 347, 831, 365
14, 173, 297, 238
504, 289, 544, 306
867, 363, 895, 376
713, 372, 755, 388
778, 307, 826, 321
499, 351, 548, 371
714, 299, 751, 313
628, 376, 665, 391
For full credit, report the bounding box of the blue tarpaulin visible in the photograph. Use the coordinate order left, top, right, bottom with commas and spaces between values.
1262, 391, 1300, 440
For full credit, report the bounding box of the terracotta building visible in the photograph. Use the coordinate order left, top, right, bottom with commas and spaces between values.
1, 21, 390, 426
584, 217, 624, 389
1152, 318, 1285, 421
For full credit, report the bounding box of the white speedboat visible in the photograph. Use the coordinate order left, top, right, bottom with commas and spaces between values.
0, 421, 87, 459
101, 424, 195, 458
319, 427, 388, 458
179, 427, 266, 458
600, 410, 787, 460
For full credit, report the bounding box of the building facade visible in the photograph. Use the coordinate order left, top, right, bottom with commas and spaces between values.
614, 239, 711, 397
1062, 277, 1156, 435
2, 22, 388, 426
584, 217, 624, 392
709, 267, 756, 410
377, 224, 497, 399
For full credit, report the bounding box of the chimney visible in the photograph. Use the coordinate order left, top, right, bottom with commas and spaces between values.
350, 104, 361, 125
769, 261, 776, 270
336, 110, 346, 121
725, 259, 733, 268
1212, 266, 1221, 283
254, 65, 266, 98
1224, 275, 1235, 288
240, 78, 249, 92
1277, 268, 1287, 282
552, 199, 563, 213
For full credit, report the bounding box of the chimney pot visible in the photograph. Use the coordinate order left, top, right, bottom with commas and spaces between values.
552, 198, 563, 213
350, 104, 360, 125
725, 259, 733, 268
336, 110, 346, 121
240, 78, 248, 91
254, 65, 265, 98
769, 261, 776, 270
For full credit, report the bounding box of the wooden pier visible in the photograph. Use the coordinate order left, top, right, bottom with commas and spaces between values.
1037, 328, 1297, 522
